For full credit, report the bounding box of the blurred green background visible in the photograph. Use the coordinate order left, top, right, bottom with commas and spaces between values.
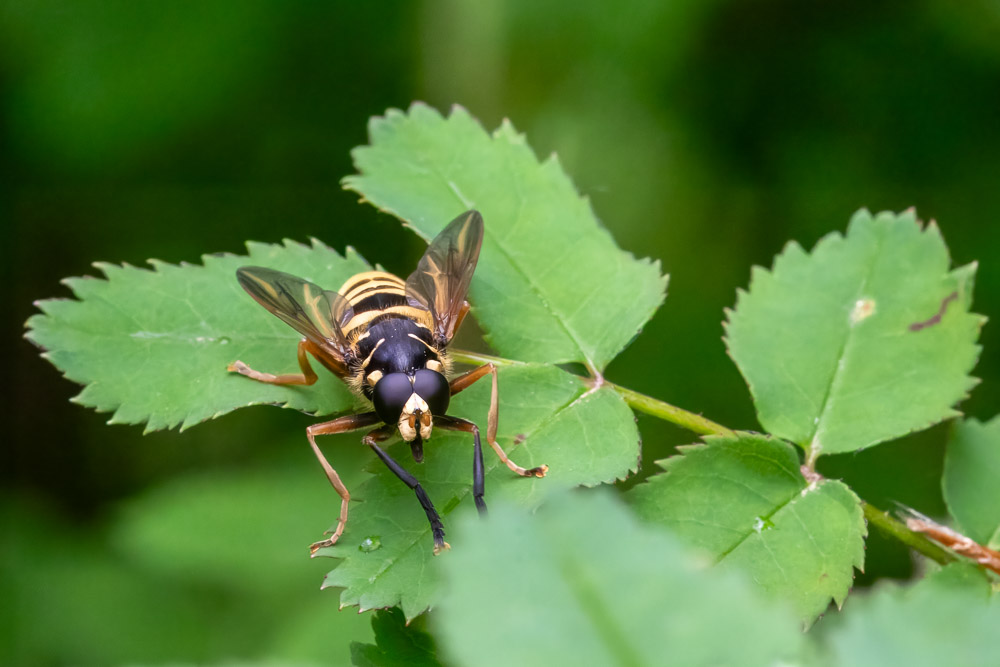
5, 1, 1000, 664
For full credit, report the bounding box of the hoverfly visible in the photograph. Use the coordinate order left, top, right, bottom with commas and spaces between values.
228, 210, 547, 554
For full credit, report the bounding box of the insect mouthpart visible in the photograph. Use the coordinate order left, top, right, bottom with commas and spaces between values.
398, 393, 433, 443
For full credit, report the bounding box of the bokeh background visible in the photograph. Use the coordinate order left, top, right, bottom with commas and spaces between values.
5, 1, 1000, 664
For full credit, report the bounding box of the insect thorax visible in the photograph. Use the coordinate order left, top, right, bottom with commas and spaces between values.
352, 316, 448, 400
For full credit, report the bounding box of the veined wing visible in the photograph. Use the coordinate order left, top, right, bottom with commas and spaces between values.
236, 266, 354, 368
405, 210, 484, 345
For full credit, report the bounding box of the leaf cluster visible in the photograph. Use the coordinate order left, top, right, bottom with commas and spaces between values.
26, 104, 1000, 663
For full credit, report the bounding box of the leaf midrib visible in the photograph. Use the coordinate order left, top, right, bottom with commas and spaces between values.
806, 230, 885, 453
713, 482, 810, 565
556, 549, 643, 667
426, 140, 600, 373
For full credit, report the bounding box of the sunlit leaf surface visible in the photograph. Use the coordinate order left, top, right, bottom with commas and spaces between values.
627, 433, 866, 621
27, 236, 642, 618
26, 240, 369, 431
726, 209, 983, 455
344, 103, 667, 373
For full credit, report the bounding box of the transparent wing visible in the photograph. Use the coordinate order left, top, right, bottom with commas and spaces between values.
405, 210, 484, 345
236, 266, 354, 363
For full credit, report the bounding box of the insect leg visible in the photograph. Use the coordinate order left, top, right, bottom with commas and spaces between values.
228, 338, 319, 385
435, 415, 487, 516
366, 439, 450, 555
306, 411, 382, 556
449, 363, 548, 478
452, 301, 471, 336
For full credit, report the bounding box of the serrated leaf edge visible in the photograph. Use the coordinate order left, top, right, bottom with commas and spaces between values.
631, 433, 866, 620
342, 101, 668, 373
723, 209, 986, 457
25, 238, 366, 433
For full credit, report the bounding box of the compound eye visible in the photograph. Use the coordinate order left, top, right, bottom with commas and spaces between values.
413, 369, 450, 416
372, 373, 412, 423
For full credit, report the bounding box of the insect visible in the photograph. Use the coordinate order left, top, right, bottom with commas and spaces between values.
227, 210, 547, 555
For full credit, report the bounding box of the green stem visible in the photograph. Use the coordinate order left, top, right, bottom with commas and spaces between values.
450, 349, 525, 368
450, 348, 957, 567
861, 501, 955, 566
615, 387, 958, 565
607, 382, 736, 438
452, 350, 735, 437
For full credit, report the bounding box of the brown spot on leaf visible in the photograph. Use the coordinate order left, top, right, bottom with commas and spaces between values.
910, 291, 958, 331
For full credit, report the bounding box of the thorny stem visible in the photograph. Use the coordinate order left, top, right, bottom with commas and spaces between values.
451, 349, 960, 567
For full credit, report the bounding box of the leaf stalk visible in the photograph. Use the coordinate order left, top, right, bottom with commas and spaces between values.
607, 382, 736, 438
861, 501, 956, 566
614, 385, 957, 566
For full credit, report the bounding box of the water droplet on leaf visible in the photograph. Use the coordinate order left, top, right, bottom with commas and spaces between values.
358, 535, 382, 552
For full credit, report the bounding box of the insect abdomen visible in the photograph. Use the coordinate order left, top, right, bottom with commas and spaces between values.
340, 271, 406, 303
339, 271, 432, 340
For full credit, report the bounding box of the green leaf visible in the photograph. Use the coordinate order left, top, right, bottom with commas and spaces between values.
27, 218, 641, 619
434, 491, 805, 667
320, 363, 640, 619
821, 563, 1000, 666
944, 416, 1000, 548
626, 433, 866, 622
26, 239, 370, 431
725, 209, 983, 456
921, 561, 996, 596
343, 103, 667, 373
350, 608, 442, 667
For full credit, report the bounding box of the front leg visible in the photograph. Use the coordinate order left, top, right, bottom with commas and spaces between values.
435, 415, 487, 516
449, 363, 548, 478
305, 412, 382, 555
364, 426, 450, 555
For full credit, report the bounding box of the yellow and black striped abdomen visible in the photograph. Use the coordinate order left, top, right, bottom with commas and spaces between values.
339, 271, 433, 340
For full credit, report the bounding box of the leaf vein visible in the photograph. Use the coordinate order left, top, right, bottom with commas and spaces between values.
430, 141, 598, 371
807, 230, 885, 449
713, 487, 802, 564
